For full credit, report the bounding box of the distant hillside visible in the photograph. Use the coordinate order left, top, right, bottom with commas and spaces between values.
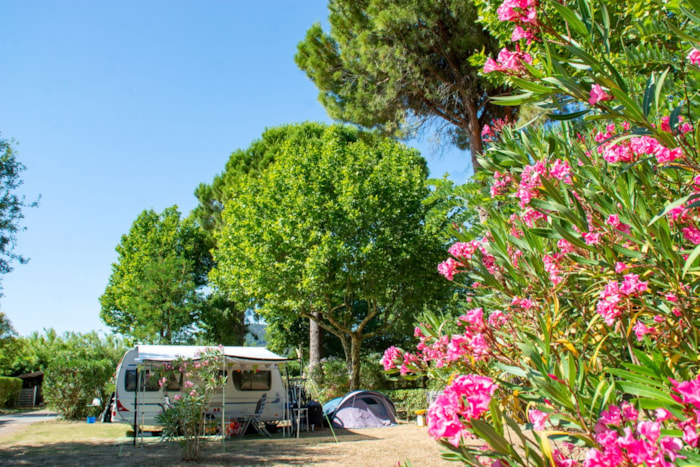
245, 323, 267, 347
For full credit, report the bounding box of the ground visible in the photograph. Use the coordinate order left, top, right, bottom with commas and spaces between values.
0, 418, 458, 466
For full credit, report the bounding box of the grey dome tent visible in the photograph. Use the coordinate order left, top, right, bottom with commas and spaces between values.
322, 390, 397, 428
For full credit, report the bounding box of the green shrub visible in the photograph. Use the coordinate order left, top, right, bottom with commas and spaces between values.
0, 376, 22, 408
383, 389, 427, 419
309, 357, 349, 403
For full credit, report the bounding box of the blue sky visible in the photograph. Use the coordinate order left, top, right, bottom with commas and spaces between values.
0, 0, 470, 337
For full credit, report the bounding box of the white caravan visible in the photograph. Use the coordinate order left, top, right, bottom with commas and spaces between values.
112, 345, 290, 427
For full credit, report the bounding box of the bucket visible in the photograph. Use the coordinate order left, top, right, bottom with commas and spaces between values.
87, 416, 96, 424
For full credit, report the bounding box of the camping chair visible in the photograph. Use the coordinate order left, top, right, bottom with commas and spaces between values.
238, 394, 271, 438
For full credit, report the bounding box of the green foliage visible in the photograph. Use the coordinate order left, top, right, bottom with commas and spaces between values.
383, 0, 700, 463
0, 136, 37, 286
383, 389, 428, 419
43, 332, 125, 419
153, 348, 227, 461
296, 0, 513, 168
0, 376, 22, 408
309, 357, 350, 403
211, 124, 453, 389
100, 206, 214, 344
0, 312, 22, 376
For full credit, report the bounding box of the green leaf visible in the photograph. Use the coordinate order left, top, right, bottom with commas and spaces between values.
683, 243, 700, 277
510, 77, 554, 94
548, 109, 590, 121
616, 381, 677, 404
550, 1, 590, 37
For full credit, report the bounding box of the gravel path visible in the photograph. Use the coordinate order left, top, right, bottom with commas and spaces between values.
0, 410, 59, 438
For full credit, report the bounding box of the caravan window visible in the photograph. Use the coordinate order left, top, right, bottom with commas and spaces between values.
232, 370, 271, 391
124, 370, 161, 392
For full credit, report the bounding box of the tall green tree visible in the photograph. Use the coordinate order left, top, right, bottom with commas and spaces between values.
100, 206, 211, 344
295, 0, 511, 171
0, 136, 37, 289
194, 122, 363, 362
0, 312, 21, 375
211, 124, 452, 389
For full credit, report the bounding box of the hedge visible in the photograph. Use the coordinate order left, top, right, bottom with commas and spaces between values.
383, 389, 428, 419
0, 376, 22, 408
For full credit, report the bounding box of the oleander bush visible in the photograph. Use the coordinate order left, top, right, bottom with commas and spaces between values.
384, 0, 700, 464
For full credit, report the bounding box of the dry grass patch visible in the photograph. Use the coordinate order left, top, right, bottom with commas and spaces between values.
0, 420, 456, 466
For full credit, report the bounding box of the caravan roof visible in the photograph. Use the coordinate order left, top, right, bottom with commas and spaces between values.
134, 345, 291, 364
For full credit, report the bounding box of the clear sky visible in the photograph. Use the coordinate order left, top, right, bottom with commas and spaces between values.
0, 0, 470, 337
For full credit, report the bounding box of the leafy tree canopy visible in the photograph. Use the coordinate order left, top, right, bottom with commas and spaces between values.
99, 206, 211, 344
295, 0, 512, 170
0, 136, 37, 291
211, 124, 454, 389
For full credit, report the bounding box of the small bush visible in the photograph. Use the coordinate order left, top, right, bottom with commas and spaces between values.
0, 376, 22, 408
383, 389, 427, 419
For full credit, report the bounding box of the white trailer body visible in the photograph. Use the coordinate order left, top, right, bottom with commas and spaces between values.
112, 345, 289, 426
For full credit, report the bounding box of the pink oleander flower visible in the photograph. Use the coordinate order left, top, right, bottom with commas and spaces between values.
671, 375, 700, 409
682, 226, 700, 245
633, 321, 655, 341
557, 239, 575, 254
497, 0, 539, 25
511, 25, 537, 43
543, 254, 564, 285
529, 409, 549, 431
481, 124, 493, 137
173, 394, 181, 401
484, 47, 533, 74
483, 57, 500, 73
620, 273, 648, 295
438, 257, 459, 281
449, 241, 482, 260
189, 390, 197, 397
381, 346, 402, 371
615, 262, 628, 273
427, 374, 498, 447
589, 84, 613, 105
184, 380, 194, 388
487, 310, 509, 327
550, 158, 572, 184
582, 231, 602, 245
458, 308, 485, 328
688, 48, 700, 65
606, 214, 631, 235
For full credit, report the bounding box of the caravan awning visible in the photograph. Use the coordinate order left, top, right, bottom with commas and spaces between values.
135, 345, 292, 364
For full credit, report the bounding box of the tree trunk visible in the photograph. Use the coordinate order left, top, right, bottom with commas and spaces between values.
348, 333, 362, 391
465, 100, 483, 172
308, 314, 323, 370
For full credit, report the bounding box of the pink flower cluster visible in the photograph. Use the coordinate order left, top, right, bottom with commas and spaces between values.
451, 308, 491, 361
671, 375, 700, 447
439, 239, 499, 281
589, 84, 613, 106
543, 253, 564, 286
666, 199, 700, 246
381, 346, 402, 371
586, 402, 684, 466
596, 274, 648, 326
688, 48, 700, 66
491, 171, 514, 197
601, 134, 684, 165
606, 214, 631, 236
497, 0, 538, 26
427, 374, 498, 447
484, 47, 533, 74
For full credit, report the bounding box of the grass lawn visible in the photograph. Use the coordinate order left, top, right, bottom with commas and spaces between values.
0, 419, 455, 466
